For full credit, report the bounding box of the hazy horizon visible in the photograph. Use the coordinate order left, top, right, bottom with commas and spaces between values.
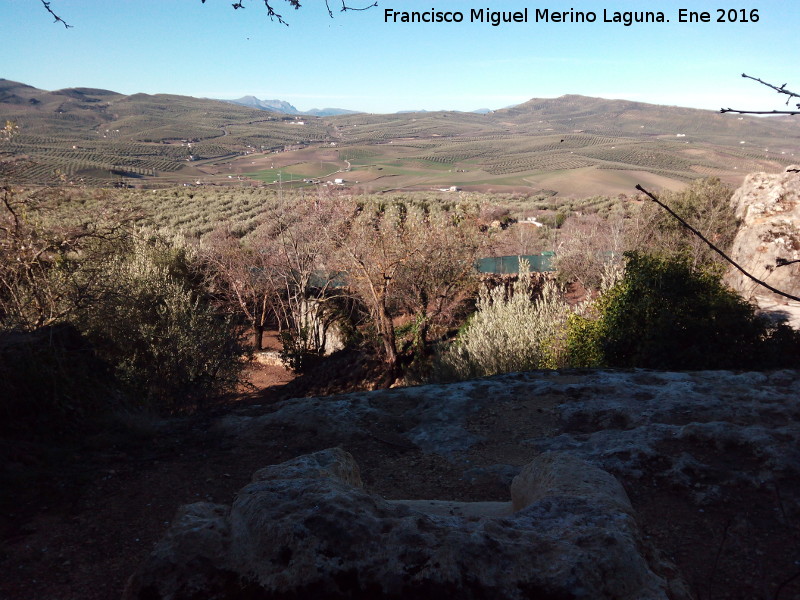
1, 1, 797, 115
3, 77, 781, 118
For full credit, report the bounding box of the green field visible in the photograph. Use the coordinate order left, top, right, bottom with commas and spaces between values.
245, 169, 310, 184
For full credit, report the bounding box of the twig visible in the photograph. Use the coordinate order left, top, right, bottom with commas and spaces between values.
325, 0, 378, 17
39, 0, 72, 28
775, 569, 800, 600
204, 0, 376, 24
720, 73, 800, 115
635, 184, 800, 302
776, 258, 800, 268
741, 73, 800, 107
720, 108, 800, 116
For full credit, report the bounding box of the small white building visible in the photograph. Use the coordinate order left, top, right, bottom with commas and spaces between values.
522, 217, 544, 228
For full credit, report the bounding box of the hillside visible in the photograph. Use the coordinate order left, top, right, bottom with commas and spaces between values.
3, 79, 800, 194
0, 79, 330, 186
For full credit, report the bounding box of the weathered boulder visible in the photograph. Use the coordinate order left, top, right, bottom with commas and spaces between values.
124, 448, 687, 600
510, 451, 632, 514
725, 166, 800, 307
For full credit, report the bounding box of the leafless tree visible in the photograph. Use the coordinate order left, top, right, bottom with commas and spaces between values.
202, 193, 347, 352
201, 226, 280, 351
392, 205, 485, 357
327, 200, 486, 379
255, 194, 347, 355
327, 201, 409, 377
554, 213, 625, 291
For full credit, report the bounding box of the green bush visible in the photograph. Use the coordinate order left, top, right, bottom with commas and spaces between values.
279, 327, 322, 373
79, 234, 245, 411
563, 313, 605, 368
565, 251, 800, 370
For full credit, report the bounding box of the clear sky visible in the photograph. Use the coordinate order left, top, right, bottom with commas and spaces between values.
1, 0, 798, 114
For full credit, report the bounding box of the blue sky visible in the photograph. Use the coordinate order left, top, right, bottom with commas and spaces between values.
1, 0, 798, 113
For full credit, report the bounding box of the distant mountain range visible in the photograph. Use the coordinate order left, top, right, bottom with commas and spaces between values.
220, 96, 361, 117
222, 95, 494, 116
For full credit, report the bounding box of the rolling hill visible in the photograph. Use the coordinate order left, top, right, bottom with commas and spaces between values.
2, 78, 800, 195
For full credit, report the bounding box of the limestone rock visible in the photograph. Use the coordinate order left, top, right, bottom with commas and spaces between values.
253, 350, 284, 367
125, 448, 685, 600
725, 166, 800, 304
526, 370, 800, 497
510, 451, 633, 514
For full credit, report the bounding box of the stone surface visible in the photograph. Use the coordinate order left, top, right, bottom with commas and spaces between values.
125, 368, 800, 599
253, 350, 284, 367
725, 166, 800, 320
124, 448, 686, 600
510, 451, 633, 514
214, 369, 800, 504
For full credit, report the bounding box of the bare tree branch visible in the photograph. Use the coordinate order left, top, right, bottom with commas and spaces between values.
39, 0, 72, 28
325, 0, 378, 18
203, 0, 376, 24
635, 184, 800, 303
776, 257, 800, 268
741, 73, 800, 106
41, 0, 377, 27
235, 0, 300, 26
720, 108, 800, 115
720, 73, 800, 115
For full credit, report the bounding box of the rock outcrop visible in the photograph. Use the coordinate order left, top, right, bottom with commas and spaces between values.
214, 370, 800, 500
122, 368, 800, 598
725, 166, 800, 317
124, 448, 687, 600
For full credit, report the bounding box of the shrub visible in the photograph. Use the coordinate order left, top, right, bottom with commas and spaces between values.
279, 327, 322, 373
437, 264, 580, 380
566, 251, 800, 370
78, 233, 245, 411
564, 313, 605, 368
629, 178, 738, 269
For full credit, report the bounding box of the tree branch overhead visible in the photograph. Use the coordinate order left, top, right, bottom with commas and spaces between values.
40, 0, 377, 27
39, 0, 71, 28
720, 73, 800, 115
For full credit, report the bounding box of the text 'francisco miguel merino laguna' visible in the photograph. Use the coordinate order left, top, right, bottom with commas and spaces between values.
384, 8, 761, 27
